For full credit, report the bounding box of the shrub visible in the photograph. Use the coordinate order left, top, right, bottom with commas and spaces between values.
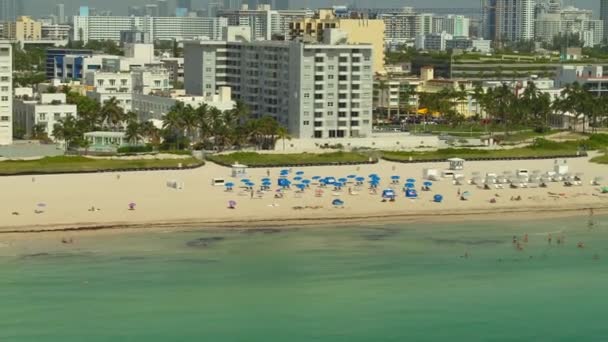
117, 145, 153, 154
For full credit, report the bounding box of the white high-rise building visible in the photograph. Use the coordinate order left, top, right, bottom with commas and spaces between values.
184, 29, 374, 139
495, 0, 535, 42
73, 16, 229, 43
535, 6, 604, 47
601, 0, 608, 41
0, 41, 12, 145
218, 4, 312, 41
379, 8, 439, 46
55, 4, 65, 24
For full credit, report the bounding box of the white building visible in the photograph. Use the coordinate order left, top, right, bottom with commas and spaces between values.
495, 0, 535, 42
218, 4, 313, 41
13, 93, 77, 140
535, 6, 604, 47
184, 29, 374, 139
0, 42, 12, 145
379, 8, 434, 46
132, 67, 171, 94
41, 24, 70, 40
446, 38, 492, 53
132, 86, 235, 121
73, 15, 228, 43
415, 32, 453, 51
161, 57, 184, 85
433, 15, 470, 37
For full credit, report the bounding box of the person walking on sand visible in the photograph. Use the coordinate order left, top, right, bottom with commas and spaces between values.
250, 189, 254, 199
267, 169, 270, 177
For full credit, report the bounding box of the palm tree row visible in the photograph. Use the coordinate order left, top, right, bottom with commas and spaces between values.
161, 100, 290, 151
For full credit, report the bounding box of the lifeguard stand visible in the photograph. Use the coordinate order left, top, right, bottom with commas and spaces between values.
448, 158, 465, 171
231, 163, 248, 178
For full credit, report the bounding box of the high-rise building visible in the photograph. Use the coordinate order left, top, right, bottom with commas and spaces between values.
601, 0, 608, 42
481, 0, 497, 40
494, 0, 535, 42
184, 29, 374, 139
55, 4, 65, 24
145, 4, 159, 17
208, 2, 223, 17
73, 16, 228, 43
223, 0, 242, 10
535, 5, 604, 47
289, 8, 385, 74
219, 4, 312, 41
3, 16, 42, 41
157, 0, 169, 17
0, 0, 23, 22
0, 41, 12, 145
177, 0, 192, 11
128, 6, 144, 17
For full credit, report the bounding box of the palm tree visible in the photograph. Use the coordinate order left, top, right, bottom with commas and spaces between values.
124, 121, 142, 145
194, 103, 210, 142
100, 97, 125, 130
52, 115, 82, 151
139, 121, 161, 148
276, 126, 291, 151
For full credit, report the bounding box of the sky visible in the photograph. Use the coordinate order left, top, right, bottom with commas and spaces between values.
23, 0, 601, 17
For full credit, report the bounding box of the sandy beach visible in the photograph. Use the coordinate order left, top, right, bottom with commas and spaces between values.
1, 155, 607, 235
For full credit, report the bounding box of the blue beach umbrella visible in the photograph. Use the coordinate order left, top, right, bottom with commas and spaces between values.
407, 178, 416, 183
332, 199, 345, 207
296, 184, 306, 190
338, 177, 348, 183
347, 175, 357, 179
294, 176, 303, 181
261, 178, 271, 182
312, 176, 321, 180
406, 189, 418, 198
434, 194, 444, 203
423, 181, 433, 187
296, 171, 305, 175
225, 182, 234, 190
356, 177, 365, 182
325, 177, 337, 184
241, 179, 250, 183
302, 179, 311, 185
405, 182, 415, 189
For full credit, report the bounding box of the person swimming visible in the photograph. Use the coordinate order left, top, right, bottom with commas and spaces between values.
512, 236, 518, 244
577, 242, 585, 249
548, 233, 552, 244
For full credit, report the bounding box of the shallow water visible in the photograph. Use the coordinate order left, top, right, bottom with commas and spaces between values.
1, 216, 607, 341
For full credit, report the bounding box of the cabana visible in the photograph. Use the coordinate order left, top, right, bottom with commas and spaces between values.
448, 158, 465, 171
382, 189, 396, 201
405, 189, 418, 198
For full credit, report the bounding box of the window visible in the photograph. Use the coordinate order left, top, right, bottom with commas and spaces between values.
109, 79, 116, 86
328, 65, 334, 70
364, 56, 371, 61
328, 75, 334, 80
0, 96, 7, 101
327, 111, 334, 116
97, 80, 104, 86
314, 121, 323, 127
121, 79, 128, 85
352, 57, 360, 63
205, 84, 211, 89
39, 113, 47, 121
363, 66, 371, 71
339, 75, 347, 81
316, 66, 324, 72
1, 76, 8, 82
304, 93, 310, 98
315, 85, 323, 91
315, 75, 324, 81
339, 66, 348, 72
154, 80, 161, 87
339, 57, 348, 63
303, 120, 310, 125
327, 102, 334, 107
352, 66, 360, 72
0, 116, 8, 121
314, 94, 323, 100
54, 113, 61, 120
314, 57, 323, 62
314, 131, 322, 138
1, 86, 8, 91
205, 68, 212, 72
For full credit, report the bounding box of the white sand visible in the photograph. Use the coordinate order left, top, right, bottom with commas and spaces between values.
1, 155, 607, 233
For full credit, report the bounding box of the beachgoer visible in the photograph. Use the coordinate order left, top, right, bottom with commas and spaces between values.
31, 177, 35, 183
250, 189, 254, 199
266, 169, 270, 177
117, 174, 121, 180
523, 234, 529, 243
577, 242, 585, 249
516, 242, 523, 251
457, 188, 461, 196
548, 233, 552, 244
512, 236, 517, 244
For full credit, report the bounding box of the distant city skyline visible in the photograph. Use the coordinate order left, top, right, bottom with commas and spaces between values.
14, 0, 601, 18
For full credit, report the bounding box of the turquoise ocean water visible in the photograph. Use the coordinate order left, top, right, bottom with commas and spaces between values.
1, 216, 607, 341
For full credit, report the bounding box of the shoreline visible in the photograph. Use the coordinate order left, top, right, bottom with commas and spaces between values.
1, 203, 604, 236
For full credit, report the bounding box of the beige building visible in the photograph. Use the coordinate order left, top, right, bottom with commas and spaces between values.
3, 16, 42, 41
289, 9, 386, 75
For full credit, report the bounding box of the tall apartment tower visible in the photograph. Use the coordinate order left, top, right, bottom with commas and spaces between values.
157, 0, 169, 17
493, 0, 534, 42
0, 0, 23, 22
55, 4, 65, 24
602, 0, 608, 42
0, 42, 12, 145
177, 0, 192, 11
